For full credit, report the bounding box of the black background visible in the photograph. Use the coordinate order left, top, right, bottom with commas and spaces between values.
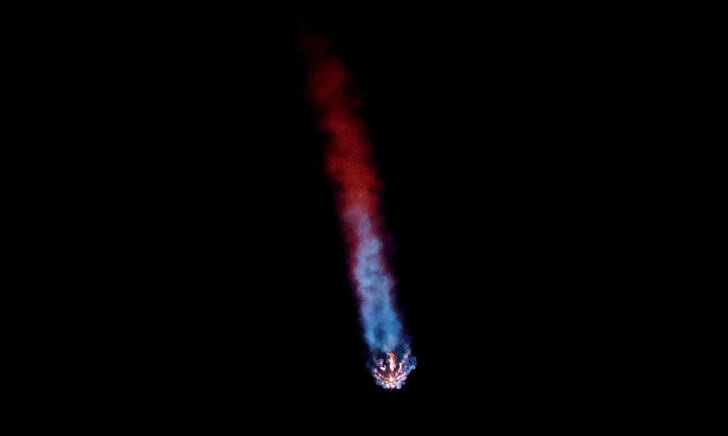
47, 6, 683, 425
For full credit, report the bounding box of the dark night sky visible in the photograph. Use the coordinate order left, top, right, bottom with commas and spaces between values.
59, 7, 681, 424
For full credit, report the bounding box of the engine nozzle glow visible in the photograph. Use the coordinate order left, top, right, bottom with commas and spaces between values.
371, 352, 416, 390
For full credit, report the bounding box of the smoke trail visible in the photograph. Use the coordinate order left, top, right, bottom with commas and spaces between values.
301, 32, 415, 389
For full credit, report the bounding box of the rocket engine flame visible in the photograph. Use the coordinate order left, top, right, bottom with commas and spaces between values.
301, 31, 416, 389
372, 352, 417, 390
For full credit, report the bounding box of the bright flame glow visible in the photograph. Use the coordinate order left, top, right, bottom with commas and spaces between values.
371, 352, 416, 390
